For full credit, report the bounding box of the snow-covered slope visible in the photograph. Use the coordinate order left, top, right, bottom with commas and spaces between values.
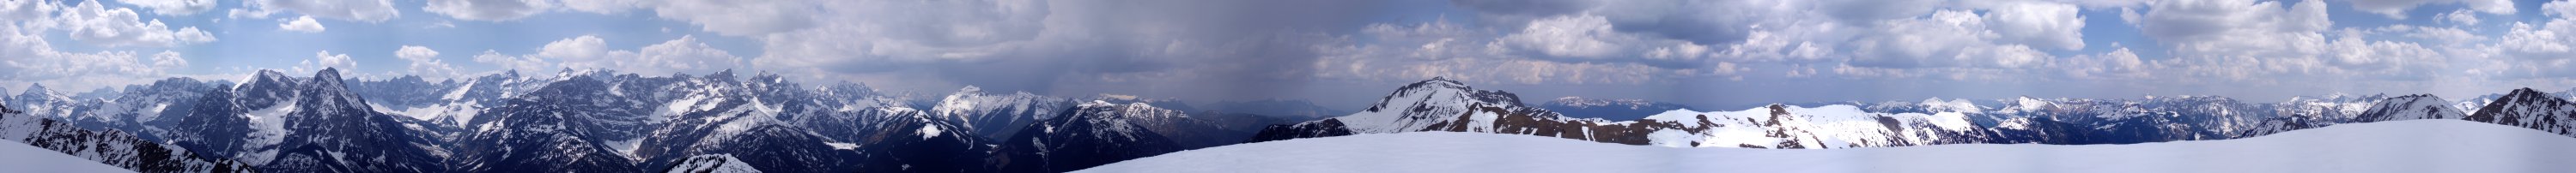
1862, 98, 1986, 114
255, 68, 451, 173
991, 101, 1190, 172
448, 75, 647, 173
6, 83, 80, 119
1629, 104, 1980, 148
928, 86, 1075, 140
141, 69, 451, 173
2239, 94, 2460, 136
2354, 94, 2468, 121
662, 154, 762, 173
2, 104, 256, 173
1087, 120, 2576, 173
1325, 77, 1528, 134
0, 140, 137, 173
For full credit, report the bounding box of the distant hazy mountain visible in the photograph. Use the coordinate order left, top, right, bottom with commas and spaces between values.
1205, 99, 1347, 120
1537, 97, 1694, 120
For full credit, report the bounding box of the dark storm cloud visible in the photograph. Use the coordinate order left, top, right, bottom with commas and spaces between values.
858, 0, 1400, 98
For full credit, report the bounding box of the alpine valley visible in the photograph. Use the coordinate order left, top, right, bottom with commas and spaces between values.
6, 69, 2576, 173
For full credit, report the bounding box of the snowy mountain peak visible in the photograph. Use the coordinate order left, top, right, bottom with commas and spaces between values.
18, 83, 50, 97
994, 97, 1200, 172
2006, 96, 2052, 113
302, 69, 368, 105
666, 154, 762, 173
955, 86, 985, 95
1407, 77, 1467, 89
1066, 101, 1170, 129
550, 68, 624, 83
240, 69, 303, 91
815, 81, 884, 101
307, 69, 351, 91
496, 69, 522, 79
1301, 78, 1558, 134
2355, 94, 2466, 122
551, 68, 590, 77
2293, 92, 2388, 103
934, 87, 986, 117
750, 71, 785, 84
13, 83, 67, 102
2461, 87, 2576, 138
1072, 100, 1182, 119
1918, 98, 1982, 113
309, 67, 350, 88
705, 69, 738, 82
251, 69, 293, 81
2479, 87, 2566, 114
313, 68, 344, 80
928, 86, 1076, 140
1364, 77, 1521, 112
2504, 87, 2549, 98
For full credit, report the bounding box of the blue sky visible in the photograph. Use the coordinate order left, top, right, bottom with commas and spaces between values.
7, 0, 2576, 110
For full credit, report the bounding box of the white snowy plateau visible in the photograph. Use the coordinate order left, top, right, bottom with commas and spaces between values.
1081, 119, 2576, 173
0, 140, 137, 173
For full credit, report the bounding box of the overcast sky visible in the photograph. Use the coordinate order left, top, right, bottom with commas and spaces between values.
6, 0, 2576, 110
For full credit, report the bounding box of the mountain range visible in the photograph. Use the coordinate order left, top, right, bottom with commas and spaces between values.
1247, 77, 2576, 148
4, 69, 2576, 172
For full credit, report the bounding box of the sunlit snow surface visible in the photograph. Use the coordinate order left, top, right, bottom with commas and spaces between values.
1082, 120, 2576, 173
0, 140, 137, 173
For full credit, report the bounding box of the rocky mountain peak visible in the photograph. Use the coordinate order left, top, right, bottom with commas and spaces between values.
13, 83, 68, 103
240, 69, 302, 92
19, 83, 49, 96
2503, 87, 2551, 100
704, 69, 738, 82
750, 71, 785, 84
1367, 77, 1523, 112
307, 68, 347, 88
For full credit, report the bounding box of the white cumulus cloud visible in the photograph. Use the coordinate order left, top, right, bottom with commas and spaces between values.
52, 0, 215, 47
424, 0, 555, 21
474, 35, 744, 75
471, 50, 553, 74
1499, 15, 1630, 58
2438, 9, 2481, 25
293, 51, 357, 73
553, 35, 744, 75
395, 45, 462, 80
115, 0, 217, 15
245, 0, 400, 21
2346, 0, 2514, 19
278, 15, 325, 33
